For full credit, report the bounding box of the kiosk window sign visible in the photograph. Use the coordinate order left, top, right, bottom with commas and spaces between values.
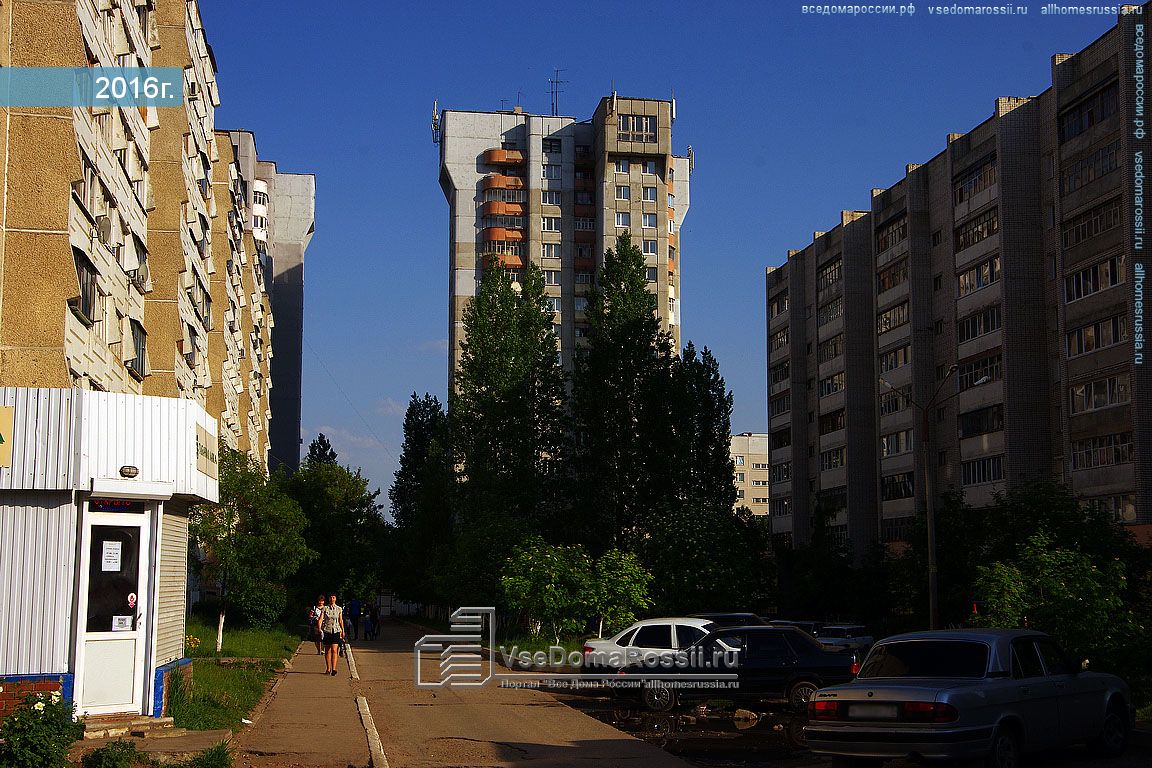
90, 498, 144, 513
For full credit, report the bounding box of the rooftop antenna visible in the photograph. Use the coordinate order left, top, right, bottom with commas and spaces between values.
548, 68, 568, 116
516, 89, 523, 109
431, 99, 441, 144
686, 145, 695, 174
610, 81, 617, 113
670, 87, 676, 122
500, 98, 509, 111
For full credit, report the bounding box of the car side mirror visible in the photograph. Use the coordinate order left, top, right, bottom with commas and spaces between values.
1080, 659, 1091, 672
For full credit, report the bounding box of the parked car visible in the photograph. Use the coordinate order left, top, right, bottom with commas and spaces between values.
689, 612, 768, 626
620, 625, 859, 712
770, 619, 825, 636
816, 624, 874, 651
582, 617, 716, 671
804, 629, 1134, 768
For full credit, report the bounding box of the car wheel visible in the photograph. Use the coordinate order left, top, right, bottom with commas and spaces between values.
983, 725, 1021, 768
641, 682, 677, 712
788, 680, 819, 709
1089, 704, 1130, 757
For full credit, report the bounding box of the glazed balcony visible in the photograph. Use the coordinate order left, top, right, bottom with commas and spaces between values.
483, 148, 525, 165
480, 201, 525, 217
481, 174, 524, 191
481, 227, 524, 242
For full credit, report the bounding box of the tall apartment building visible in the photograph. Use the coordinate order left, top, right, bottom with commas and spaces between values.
767, 4, 1152, 555
438, 96, 691, 380
730, 433, 770, 516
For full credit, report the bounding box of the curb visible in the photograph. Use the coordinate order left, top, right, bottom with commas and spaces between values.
356, 695, 389, 768
345, 643, 360, 680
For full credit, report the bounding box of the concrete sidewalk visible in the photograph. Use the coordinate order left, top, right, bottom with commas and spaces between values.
233, 642, 370, 768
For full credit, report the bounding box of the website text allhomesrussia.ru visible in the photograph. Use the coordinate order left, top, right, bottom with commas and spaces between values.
497, 645, 740, 670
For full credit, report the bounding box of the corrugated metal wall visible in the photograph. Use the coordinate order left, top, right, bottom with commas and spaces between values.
0, 389, 75, 491
155, 508, 189, 667
0, 491, 76, 674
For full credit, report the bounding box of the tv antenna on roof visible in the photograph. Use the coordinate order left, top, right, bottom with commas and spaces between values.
548, 68, 568, 116
431, 99, 441, 144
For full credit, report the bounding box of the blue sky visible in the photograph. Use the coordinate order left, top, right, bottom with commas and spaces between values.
201, 1, 1110, 495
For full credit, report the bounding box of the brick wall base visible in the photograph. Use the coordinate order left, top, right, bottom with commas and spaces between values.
152, 659, 191, 718
0, 674, 73, 720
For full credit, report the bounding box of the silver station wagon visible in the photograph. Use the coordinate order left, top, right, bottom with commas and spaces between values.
804, 629, 1134, 768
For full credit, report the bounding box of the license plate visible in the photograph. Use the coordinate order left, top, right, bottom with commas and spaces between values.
848, 703, 899, 720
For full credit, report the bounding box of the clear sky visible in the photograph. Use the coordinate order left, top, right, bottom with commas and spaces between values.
201, 1, 1114, 496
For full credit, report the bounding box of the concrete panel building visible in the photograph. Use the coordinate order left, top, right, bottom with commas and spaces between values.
730, 433, 770, 516
438, 96, 691, 382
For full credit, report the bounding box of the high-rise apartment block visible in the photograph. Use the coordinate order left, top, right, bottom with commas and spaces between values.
730, 433, 770, 516
767, 4, 1152, 557
438, 96, 691, 380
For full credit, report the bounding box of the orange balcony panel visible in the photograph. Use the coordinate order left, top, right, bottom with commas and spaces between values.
483, 148, 525, 165
575, 229, 596, 244
481, 227, 524, 242
667, 207, 675, 220
504, 202, 524, 216
574, 204, 596, 218
481, 200, 506, 216
667, 179, 675, 192
481, 174, 524, 190
669, 232, 679, 249
574, 178, 594, 192
574, 257, 596, 271
499, 254, 524, 268
668, 257, 677, 275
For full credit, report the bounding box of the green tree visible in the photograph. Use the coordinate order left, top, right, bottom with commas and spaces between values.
190, 447, 313, 649
306, 432, 338, 465
590, 549, 654, 637
500, 536, 594, 643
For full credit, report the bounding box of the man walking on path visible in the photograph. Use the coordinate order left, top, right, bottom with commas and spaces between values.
347, 596, 362, 640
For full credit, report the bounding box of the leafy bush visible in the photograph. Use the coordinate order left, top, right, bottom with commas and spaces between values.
0, 690, 83, 768
234, 581, 287, 629
81, 739, 148, 768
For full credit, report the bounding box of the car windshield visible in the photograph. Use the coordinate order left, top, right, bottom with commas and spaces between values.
859, 640, 989, 679
823, 628, 848, 638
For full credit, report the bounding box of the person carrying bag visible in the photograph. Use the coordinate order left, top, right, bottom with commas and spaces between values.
317, 594, 345, 676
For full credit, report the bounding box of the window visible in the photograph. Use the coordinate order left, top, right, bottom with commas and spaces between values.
1089, 494, 1136, 523
770, 327, 789, 352
542, 190, 561, 205
485, 188, 527, 203
1062, 140, 1121, 194
819, 409, 845, 435
575, 217, 595, 231
668, 192, 675, 206
574, 296, 588, 312
882, 472, 915, 501
1058, 80, 1119, 143
770, 427, 791, 450
542, 216, 561, 232
1071, 432, 1133, 470
643, 160, 657, 175
127, 319, 147, 379
633, 624, 674, 649
737, 489, 745, 499
769, 498, 792, 517
252, 190, 269, 205
811, 336, 840, 366
958, 255, 1002, 297
955, 207, 999, 251
881, 429, 913, 458
769, 393, 789, 418
645, 266, 657, 282
769, 292, 789, 318
618, 114, 656, 142
1065, 254, 1125, 302
542, 242, 560, 259
877, 259, 908, 293
576, 271, 594, 284
877, 302, 910, 334
953, 154, 997, 204
615, 159, 630, 174
934, 273, 943, 291
543, 270, 561, 286
1067, 314, 1127, 356
816, 258, 843, 296
252, 215, 267, 229
668, 219, 676, 234
735, 455, 745, 466
1069, 374, 1130, 415
735, 472, 745, 483
957, 304, 1002, 343
958, 351, 1002, 390
770, 461, 791, 484
879, 344, 911, 373
962, 455, 1005, 485
542, 138, 562, 153
615, 212, 631, 228
752, 479, 769, 487
642, 213, 657, 228
1062, 197, 1121, 249
483, 215, 524, 230
753, 463, 770, 470
819, 372, 845, 397
1011, 640, 1047, 679
575, 190, 593, 205
615, 184, 630, 200
642, 239, 657, 255
959, 404, 1004, 438
542, 163, 561, 180
815, 297, 841, 327
643, 186, 657, 201
876, 214, 908, 253
769, 361, 790, 387
932, 229, 943, 247
879, 387, 910, 417
820, 446, 846, 471
752, 497, 769, 504
882, 516, 913, 543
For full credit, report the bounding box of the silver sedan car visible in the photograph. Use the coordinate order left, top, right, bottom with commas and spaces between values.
804, 629, 1134, 768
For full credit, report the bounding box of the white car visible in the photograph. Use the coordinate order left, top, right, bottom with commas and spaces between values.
816, 624, 874, 651
582, 617, 716, 670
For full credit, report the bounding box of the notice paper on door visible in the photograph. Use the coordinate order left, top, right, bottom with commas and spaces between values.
101, 540, 122, 572
112, 615, 133, 631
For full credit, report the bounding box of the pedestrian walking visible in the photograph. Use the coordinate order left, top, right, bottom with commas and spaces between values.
307, 594, 325, 655
367, 602, 380, 640
317, 593, 345, 676
347, 596, 362, 640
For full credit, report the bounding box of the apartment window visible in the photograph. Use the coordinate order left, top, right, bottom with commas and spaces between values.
962, 455, 1005, 485
931, 229, 943, 247
957, 304, 1002, 343
575, 325, 589, 338
127, 319, 147, 379
934, 273, 943, 291
484, 215, 524, 229
1089, 494, 1136, 523
769, 392, 790, 418
955, 207, 999, 251
958, 404, 1004, 438
953, 153, 997, 204
958, 255, 1002, 297
542, 138, 562, 153
737, 489, 745, 500
1065, 254, 1125, 302
882, 472, 915, 501
879, 344, 911, 373
540, 163, 561, 180
1062, 197, 1121, 249
643, 239, 657, 255
812, 335, 840, 365
615, 159, 630, 174
1069, 374, 1130, 415
820, 297, 847, 327
880, 429, 914, 458
752, 497, 769, 504
877, 301, 910, 334
576, 191, 593, 205
576, 271, 594, 284
546, 297, 561, 313
769, 498, 792, 517
645, 266, 657, 282
668, 219, 676, 234
575, 217, 595, 231
252, 190, 269, 206
668, 192, 675, 206
1071, 432, 1132, 470
769, 361, 791, 387
615, 212, 631, 228
643, 160, 657, 175
543, 270, 561, 286
670, 297, 678, 318
770, 427, 791, 450
486, 188, 527, 203
877, 259, 908, 293
574, 296, 588, 312
770, 327, 789, 353
820, 446, 847, 471
542, 190, 562, 206
770, 461, 791, 484
819, 408, 846, 435
1058, 80, 1119, 143
752, 479, 770, 487
618, 114, 656, 142
816, 258, 843, 296
252, 215, 267, 229
769, 292, 789, 318
616, 184, 630, 200
879, 387, 910, 417
1062, 140, 1121, 194
753, 463, 770, 470
735, 472, 745, 483
72, 247, 99, 326
643, 186, 657, 201
642, 213, 657, 228
542, 242, 561, 259
1067, 314, 1127, 357
958, 351, 1002, 390
876, 214, 908, 253
542, 216, 561, 232
819, 372, 845, 397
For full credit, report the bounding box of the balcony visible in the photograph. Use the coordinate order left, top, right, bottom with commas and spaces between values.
481, 174, 524, 191
480, 200, 525, 217
668, 255, 677, 275
482, 148, 524, 165
574, 204, 596, 218
479, 251, 524, 269
481, 227, 524, 242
